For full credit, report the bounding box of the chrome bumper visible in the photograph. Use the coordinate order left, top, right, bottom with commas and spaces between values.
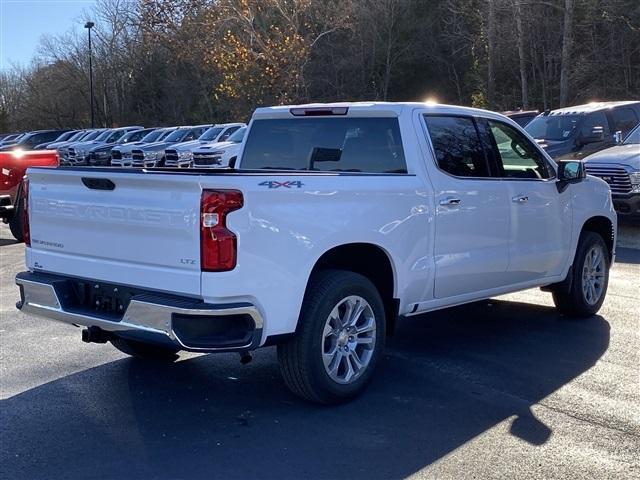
16, 271, 263, 352
110, 160, 133, 167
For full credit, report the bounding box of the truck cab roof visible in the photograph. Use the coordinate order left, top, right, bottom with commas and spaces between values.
252, 102, 512, 122
543, 101, 640, 116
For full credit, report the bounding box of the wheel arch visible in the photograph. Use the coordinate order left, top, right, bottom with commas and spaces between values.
306, 243, 399, 335
580, 216, 615, 262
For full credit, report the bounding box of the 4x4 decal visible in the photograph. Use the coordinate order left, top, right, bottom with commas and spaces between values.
259, 180, 304, 189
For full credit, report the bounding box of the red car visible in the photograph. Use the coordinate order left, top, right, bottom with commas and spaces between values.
1, 149, 59, 241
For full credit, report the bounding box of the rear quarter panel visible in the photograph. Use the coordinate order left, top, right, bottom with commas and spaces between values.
199, 173, 433, 338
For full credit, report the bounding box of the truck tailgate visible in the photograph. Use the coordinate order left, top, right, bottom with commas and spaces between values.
26, 168, 202, 296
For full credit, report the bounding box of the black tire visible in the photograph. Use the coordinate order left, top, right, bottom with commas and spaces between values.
277, 270, 386, 404
8, 197, 24, 242
110, 338, 179, 362
552, 231, 610, 318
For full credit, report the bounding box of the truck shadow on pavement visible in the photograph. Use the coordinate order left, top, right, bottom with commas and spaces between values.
0, 237, 18, 247
2, 300, 609, 479
616, 247, 640, 265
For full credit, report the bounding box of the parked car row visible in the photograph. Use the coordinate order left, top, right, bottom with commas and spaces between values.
0, 129, 74, 151
0, 122, 248, 170
114, 123, 246, 169
508, 101, 640, 218
65, 123, 246, 169
523, 101, 640, 160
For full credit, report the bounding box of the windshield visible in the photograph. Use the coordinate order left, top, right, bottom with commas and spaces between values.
199, 127, 224, 141
119, 130, 143, 143
68, 131, 86, 141
80, 130, 101, 141
119, 131, 135, 142
241, 118, 407, 173
21, 133, 37, 143
157, 129, 175, 141
95, 130, 112, 141
106, 130, 126, 143
164, 128, 190, 142
54, 131, 74, 142
228, 127, 246, 143
525, 114, 582, 141
140, 129, 162, 143
623, 124, 640, 144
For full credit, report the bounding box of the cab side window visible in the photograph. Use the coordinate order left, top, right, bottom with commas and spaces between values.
581, 111, 610, 137
611, 108, 639, 137
424, 115, 491, 177
130, 131, 145, 142
487, 120, 552, 179
219, 126, 240, 141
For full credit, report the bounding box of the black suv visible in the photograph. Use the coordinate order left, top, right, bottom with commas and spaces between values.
0, 129, 72, 151
525, 101, 640, 160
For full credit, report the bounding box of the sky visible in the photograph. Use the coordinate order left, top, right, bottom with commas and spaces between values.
0, 0, 96, 70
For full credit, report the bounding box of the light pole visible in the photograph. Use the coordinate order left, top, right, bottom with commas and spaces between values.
84, 21, 95, 128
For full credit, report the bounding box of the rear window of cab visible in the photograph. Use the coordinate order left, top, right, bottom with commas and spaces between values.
241, 117, 407, 173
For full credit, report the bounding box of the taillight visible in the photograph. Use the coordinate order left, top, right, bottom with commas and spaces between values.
22, 177, 30, 246
200, 189, 243, 271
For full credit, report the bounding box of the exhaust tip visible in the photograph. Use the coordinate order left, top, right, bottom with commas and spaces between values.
239, 352, 253, 365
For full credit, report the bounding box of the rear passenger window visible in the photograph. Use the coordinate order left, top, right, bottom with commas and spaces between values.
581, 111, 610, 136
423, 115, 490, 177
241, 118, 407, 173
611, 108, 639, 137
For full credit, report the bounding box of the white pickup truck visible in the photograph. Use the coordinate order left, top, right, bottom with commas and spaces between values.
16, 102, 616, 404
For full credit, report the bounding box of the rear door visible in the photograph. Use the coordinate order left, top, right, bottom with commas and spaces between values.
482, 118, 571, 282
418, 113, 511, 299
27, 168, 202, 296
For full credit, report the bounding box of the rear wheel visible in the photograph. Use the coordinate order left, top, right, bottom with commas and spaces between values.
8, 196, 24, 242
277, 270, 385, 404
110, 338, 179, 362
552, 231, 610, 317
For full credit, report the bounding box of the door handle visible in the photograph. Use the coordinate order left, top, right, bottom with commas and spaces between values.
512, 195, 529, 204
439, 197, 461, 206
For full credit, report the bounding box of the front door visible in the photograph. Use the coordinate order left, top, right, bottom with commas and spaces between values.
419, 113, 511, 299
482, 118, 572, 282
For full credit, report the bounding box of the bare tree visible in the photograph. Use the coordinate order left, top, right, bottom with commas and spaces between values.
2, 0, 640, 132
559, 0, 573, 106
515, 0, 529, 109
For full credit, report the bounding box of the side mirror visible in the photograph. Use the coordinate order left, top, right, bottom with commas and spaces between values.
613, 130, 623, 144
556, 160, 586, 193
580, 126, 604, 145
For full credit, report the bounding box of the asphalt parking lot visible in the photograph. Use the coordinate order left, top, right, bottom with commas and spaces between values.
1, 222, 638, 480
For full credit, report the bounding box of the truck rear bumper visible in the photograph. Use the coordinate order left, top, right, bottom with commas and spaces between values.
15, 271, 263, 352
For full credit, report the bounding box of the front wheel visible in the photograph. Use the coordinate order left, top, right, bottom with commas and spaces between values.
553, 231, 610, 317
278, 270, 385, 404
